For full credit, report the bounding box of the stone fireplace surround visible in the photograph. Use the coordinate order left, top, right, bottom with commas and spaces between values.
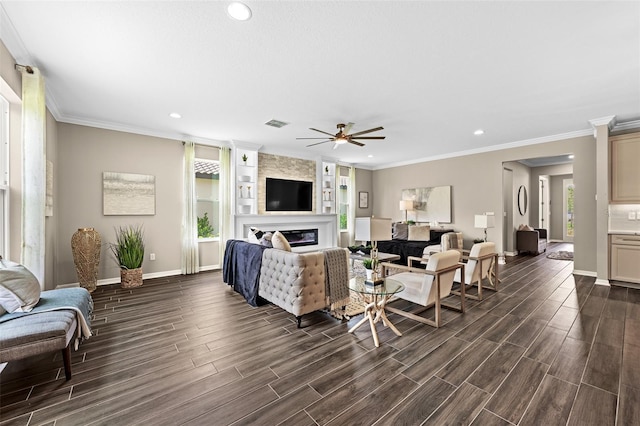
234, 214, 338, 251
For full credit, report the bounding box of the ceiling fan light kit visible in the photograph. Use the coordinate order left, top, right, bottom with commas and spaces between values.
297, 122, 385, 149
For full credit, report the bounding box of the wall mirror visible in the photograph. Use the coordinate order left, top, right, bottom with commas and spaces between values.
518, 185, 527, 216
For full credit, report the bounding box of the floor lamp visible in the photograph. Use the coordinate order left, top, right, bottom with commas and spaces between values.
355, 217, 392, 285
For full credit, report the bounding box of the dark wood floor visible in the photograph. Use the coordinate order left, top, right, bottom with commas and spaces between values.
1, 243, 639, 425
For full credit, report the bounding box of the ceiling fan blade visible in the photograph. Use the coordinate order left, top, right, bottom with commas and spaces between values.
309, 128, 336, 137
306, 140, 332, 147
351, 136, 386, 140
348, 140, 365, 147
343, 122, 355, 134
349, 126, 384, 137
297, 137, 334, 140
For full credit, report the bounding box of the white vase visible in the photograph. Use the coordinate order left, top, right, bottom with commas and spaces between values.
365, 269, 372, 280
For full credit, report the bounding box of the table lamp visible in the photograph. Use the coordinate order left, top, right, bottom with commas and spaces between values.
355, 217, 392, 284
474, 213, 495, 242
399, 200, 414, 223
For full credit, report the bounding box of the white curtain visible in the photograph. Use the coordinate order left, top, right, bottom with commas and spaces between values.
21, 67, 46, 287
181, 141, 199, 274
218, 147, 232, 266
348, 166, 357, 246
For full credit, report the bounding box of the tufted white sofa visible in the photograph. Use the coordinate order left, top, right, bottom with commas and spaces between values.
259, 248, 329, 327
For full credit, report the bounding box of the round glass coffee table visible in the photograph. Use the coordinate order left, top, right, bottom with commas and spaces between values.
348, 276, 404, 347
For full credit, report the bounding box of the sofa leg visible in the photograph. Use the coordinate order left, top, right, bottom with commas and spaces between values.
62, 344, 72, 381
296, 316, 302, 328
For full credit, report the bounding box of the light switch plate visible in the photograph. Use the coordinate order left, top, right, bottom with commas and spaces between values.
629, 211, 637, 220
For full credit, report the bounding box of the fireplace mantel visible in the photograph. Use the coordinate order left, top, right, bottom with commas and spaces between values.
234, 214, 338, 251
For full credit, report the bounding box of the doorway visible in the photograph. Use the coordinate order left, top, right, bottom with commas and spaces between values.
503, 167, 514, 254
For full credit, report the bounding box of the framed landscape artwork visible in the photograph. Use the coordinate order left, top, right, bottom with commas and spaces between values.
401, 185, 452, 223
359, 191, 369, 209
103, 172, 156, 215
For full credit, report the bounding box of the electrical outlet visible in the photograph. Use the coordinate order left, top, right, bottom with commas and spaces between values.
149, 253, 156, 261
629, 212, 636, 221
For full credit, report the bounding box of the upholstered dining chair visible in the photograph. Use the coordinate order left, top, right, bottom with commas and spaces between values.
381, 250, 465, 328
407, 232, 464, 267
452, 241, 498, 301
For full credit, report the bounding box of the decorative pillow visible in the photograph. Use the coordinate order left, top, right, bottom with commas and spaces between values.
0, 258, 41, 313
247, 227, 265, 244
408, 225, 431, 241
392, 222, 408, 240
518, 224, 535, 231
271, 231, 291, 252
259, 232, 273, 248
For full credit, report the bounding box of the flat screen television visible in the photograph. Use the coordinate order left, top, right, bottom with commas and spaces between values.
266, 178, 313, 212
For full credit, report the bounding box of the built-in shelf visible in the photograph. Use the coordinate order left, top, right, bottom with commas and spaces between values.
319, 161, 336, 214
234, 148, 258, 215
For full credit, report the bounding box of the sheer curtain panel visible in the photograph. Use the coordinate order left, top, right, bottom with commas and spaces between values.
21, 67, 46, 287
181, 141, 199, 274
218, 146, 232, 266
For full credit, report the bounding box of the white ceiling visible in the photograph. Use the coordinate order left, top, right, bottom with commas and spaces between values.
1, 1, 638, 169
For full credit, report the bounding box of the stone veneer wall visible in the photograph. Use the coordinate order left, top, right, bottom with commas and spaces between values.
258, 153, 316, 214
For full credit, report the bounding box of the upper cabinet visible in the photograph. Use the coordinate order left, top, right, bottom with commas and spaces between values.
610, 132, 640, 203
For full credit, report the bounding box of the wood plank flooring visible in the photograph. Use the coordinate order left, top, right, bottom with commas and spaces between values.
1, 243, 639, 425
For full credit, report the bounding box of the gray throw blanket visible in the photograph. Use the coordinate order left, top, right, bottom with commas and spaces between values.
324, 249, 350, 312
0, 287, 93, 349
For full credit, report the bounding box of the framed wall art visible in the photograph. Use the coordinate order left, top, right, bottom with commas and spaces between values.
103, 172, 156, 215
359, 191, 369, 209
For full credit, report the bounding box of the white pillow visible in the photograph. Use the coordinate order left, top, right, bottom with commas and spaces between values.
0, 258, 41, 313
271, 231, 292, 252
247, 227, 264, 244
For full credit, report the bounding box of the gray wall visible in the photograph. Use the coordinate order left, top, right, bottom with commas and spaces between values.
56, 123, 184, 285
372, 135, 597, 274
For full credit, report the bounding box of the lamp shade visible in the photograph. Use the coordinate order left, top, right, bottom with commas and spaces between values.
399, 200, 414, 211
474, 214, 495, 229
355, 217, 392, 242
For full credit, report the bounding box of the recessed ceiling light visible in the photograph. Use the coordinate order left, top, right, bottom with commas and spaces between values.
568, 154, 575, 159
228, 2, 252, 21
368, 155, 374, 158
474, 129, 484, 136
169, 112, 182, 119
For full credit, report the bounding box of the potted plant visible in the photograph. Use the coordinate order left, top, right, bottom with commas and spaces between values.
110, 225, 145, 288
362, 258, 374, 279
242, 154, 248, 165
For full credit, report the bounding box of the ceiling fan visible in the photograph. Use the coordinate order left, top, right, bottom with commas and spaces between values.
297, 122, 385, 149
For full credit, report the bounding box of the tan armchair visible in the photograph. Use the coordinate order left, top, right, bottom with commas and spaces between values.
407, 232, 463, 267
381, 250, 465, 328
452, 241, 498, 301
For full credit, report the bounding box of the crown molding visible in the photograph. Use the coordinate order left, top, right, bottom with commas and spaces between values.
369, 128, 593, 171
58, 114, 225, 146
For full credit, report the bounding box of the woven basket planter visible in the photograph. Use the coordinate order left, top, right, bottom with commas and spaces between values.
120, 267, 143, 288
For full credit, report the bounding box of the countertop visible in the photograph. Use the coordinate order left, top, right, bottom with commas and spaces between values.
609, 230, 640, 235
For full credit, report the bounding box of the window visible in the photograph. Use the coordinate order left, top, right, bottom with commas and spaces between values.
0, 95, 8, 258
195, 159, 220, 239
338, 169, 350, 231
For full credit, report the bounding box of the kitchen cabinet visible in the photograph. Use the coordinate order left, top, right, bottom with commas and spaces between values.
610, 132, 640, 203
610, 233, 640, 284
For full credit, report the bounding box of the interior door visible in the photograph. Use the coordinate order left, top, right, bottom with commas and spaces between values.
539, 176, 549, 232
563, 178, 574, 242
503, 167, 514, 253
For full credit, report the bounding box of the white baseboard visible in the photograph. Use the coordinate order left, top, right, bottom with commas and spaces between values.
594, 278, 611, 286
57, 267, 220, 289
573, 269, 596, 277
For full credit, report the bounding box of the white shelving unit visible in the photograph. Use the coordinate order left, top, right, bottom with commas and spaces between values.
320, 161, 336, 214
235, 148, 258, 215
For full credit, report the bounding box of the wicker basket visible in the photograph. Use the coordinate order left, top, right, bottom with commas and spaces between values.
120, 267, 143, 288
